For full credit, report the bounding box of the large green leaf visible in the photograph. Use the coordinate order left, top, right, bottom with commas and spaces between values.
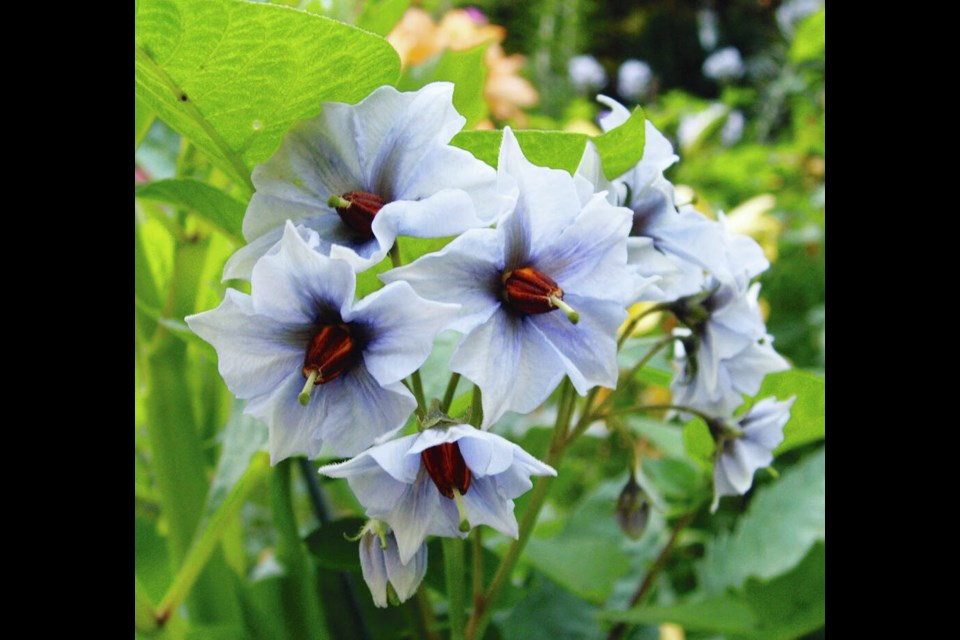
699, 447, 825, 593
735, 543, 825, 640
398, 44, 490, 128
758, 369, 825, 455
499, 574, 603, 640
451, 130, 590, 174
592, 105, 646, 179
356, 0, 410, 36
790, 8, 825, 64
136, 178, 247, 243
135, 95, 155, 151
602, 593, 757, 634
135, 0, 401, 189
304, 517, 366, 572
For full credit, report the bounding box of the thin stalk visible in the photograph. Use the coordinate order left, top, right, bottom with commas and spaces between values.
271, 459, 331, 640
607, 511, 696, 640
443, 537, 467, 640
415, 589, 441, 640
156, 453, 270, 626
411, 370, 427, 419
466, 380, 572, 640
472, 527, 484, 614
595, 403, 715, 423
441, 372, 462, 413
617, 304, 666, 349
471, 385, 483, 428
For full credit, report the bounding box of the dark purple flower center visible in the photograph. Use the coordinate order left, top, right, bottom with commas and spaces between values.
502, 266, 564, 315
333, 190, 385, 239
302, 323, 359, 384
421, 442, 472, 499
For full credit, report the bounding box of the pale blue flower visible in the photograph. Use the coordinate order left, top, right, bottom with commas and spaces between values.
617, 59, 652, 101
670, 278, 789, 418
358, 523, 427, 608
702, 46, 745, 82
317, 424, 556, 564
709, 396, 795, 512
187, 222, 459, 462
721, 110, 746, 147
569, 55, 607, 93
383, 127, 637, 428
223, 82, 513, 277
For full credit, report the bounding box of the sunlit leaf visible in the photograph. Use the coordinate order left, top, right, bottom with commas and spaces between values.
136, 179, 247, 243
135, 0, 401, 189
399, 44, 490, 127
357, 0, 410, 36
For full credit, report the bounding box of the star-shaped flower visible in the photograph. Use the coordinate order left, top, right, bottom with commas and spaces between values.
382, 127, 640, 428
223, 82, 514, 278
187, 222, 459, 462
708, 396, 795, 512
669, 278, 790, 417
318, 423, 556, 564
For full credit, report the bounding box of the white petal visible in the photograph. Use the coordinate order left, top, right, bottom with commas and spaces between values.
529, 293, 624, 395
359, 532, 390, 608
185, 289, 303, 400
596, 95, 632, 131
456, 429, 519, 478
319, 366, 417, 457
461, 477, 519, 538
450, 310, 566, 430
380, 229, 504, 334
388, 477, 441, 565
250, 222, 356, 325
530, 193, 632, 302
349, 280, 460, 386
383, 534, 427, 603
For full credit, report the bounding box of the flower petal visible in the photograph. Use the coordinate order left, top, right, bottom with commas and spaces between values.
380, 229, 504, 334
461, 476, 519, 538
185, 289, 303, 399
251, 222, 356, 325
359, 532, 390, 608
349, 280, 460, 386
528, 293, 624, 395
450, 310, 566, 429
388, 476, 440, 565
383, 534, 427, 603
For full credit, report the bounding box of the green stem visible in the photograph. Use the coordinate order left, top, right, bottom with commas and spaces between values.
443, 537, 467, 640
156, 453, 270, 625
466, 380, 572, 640
607, 511, 697, 640
441, 372, 462, 413
414, 588, 441, 640
472, 527, 484, 615
594, 403, 715, 423
411, 370, 427, 420
470, 385, 483, 428
389, 241, 403, 268
135, 576, 158, 633
271, 459, 331, 640
617, 304, 667, 349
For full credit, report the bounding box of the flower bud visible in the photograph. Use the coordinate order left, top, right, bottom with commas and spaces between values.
358, 524, 427, 608
615, 473, 650, 540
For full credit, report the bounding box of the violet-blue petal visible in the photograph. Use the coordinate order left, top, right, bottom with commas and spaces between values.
359, 532, 390, 608
461, 476, 520, 538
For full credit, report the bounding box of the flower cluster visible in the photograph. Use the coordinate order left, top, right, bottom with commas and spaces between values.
187, 82, 794, 608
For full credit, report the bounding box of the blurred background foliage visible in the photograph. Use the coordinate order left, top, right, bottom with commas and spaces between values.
136, 1, 824, 639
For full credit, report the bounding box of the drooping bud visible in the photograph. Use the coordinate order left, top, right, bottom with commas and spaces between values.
503, 267, 578, 322
302, 323, 359, 384
328, 190, 385, 238
421, 442, 472, 499
615, 473, 650, 540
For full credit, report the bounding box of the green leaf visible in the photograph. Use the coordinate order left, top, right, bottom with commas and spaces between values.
642, 458, 705, 502
357, 0, 411, 37
735, 543, 825, 640
622, 416, 685, 460
681, 417, 714, 471
790, 8, 825, 64
135, 0, 401, 189
135, 94, 155, 152
451, 130, 590, 174
499, 574, 603, 640
755, 369, 824, 455
699, 447, 825, 593
135, 576, 159, 632
399, 44, 490, 127
136, 179, 247, 244
593, 105, 646, 179
304, 517, 367, 572
601, 593, 757, 634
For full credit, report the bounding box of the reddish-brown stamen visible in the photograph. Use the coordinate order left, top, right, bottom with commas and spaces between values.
302, 323, 359, 384
332, 190, 385, 238
502, 266, 564, 315
421, 442, 472, 499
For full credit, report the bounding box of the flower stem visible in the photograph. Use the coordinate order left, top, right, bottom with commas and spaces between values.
594, 403, 715, 423
443, 537, 467, 640
465, 380, 573, 640
470, 385, 483, 428
472, 527, 484, 614
441, 372, 462, 413
412, 589, 441, 640
617, 304, 667, 349
411, 370, 427, 420
607, 511, 697, 640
